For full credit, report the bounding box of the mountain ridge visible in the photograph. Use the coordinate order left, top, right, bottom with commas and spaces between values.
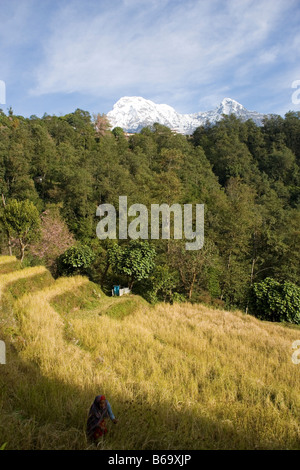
107, 96, 270, 134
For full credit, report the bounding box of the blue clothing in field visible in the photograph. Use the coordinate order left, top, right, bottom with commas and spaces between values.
106, 400, 115, 420
86, 395, 115, 440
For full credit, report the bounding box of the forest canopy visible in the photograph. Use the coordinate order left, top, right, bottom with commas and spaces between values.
0, 107, 299, 317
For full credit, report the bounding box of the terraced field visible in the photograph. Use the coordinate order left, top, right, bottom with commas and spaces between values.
0, 256, 300, 450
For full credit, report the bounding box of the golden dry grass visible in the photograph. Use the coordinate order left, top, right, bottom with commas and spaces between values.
0, 256, 16, 265
0, 256, 300, 450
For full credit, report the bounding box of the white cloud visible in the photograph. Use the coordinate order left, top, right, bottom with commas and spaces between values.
29, 0, 300, 112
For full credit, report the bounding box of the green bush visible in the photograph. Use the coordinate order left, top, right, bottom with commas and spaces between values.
57, 245, 95, 276
249, 277, 300, 324
107, 240, 156, 290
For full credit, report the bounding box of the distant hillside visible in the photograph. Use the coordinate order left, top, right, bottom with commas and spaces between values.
0, 107, 299, 313
0, 256, 300, 450
107, 96, 270, 134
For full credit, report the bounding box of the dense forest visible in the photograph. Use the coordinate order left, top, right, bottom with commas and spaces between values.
0, 106, 299, 317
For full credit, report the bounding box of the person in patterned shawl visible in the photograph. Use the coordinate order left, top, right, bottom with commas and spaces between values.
86, 395, 118, 442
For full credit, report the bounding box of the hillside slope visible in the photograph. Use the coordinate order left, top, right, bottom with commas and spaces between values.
0, 256, 299, 450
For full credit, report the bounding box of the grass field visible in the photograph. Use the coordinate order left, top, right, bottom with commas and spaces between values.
0, 255, 300, 450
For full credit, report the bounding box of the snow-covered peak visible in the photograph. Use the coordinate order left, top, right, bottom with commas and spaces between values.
107, 96, 268, 134
218, 97, 246, 114
110, 96, 177, 119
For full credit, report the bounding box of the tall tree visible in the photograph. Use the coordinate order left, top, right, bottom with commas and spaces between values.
0, 199, 41, 262
30, 204, 75, 272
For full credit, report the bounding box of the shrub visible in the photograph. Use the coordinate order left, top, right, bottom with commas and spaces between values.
57, 245, 95, 276
107, 240, 156, 290
136, 265, 179, 304
249, 277, 300, 324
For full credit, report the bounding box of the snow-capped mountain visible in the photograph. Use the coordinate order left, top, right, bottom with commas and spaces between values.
107, 96, 268, 134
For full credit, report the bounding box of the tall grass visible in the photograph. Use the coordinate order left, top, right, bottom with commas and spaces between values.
0, 256, 17, 265
0, 256, 300, 450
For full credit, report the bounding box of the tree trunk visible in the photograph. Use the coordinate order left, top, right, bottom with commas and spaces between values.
19, 239, 26, 263
128, 277, 134, 290
7, 238, 12, 257
246, 232, 257, 314
188, 272, 197, 299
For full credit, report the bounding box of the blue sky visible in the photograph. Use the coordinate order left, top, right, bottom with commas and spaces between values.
1, 0, 300, 118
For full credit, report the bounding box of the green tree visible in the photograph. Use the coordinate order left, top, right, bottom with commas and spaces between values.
138, 264, 179, 303
57, 244, 95, 276
0, 199, 41, 262
249, 277, 300, 324
217, 178, 258, 307
168, 238, 219, 300
108, 240, 156, 290
283, 111, 300, 161
112, 126, 125, 138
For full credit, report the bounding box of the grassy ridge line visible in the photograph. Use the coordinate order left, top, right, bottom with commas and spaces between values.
1, 256, 300, 449
0, 263, 158, 449
68, 297, 300, 449
133, 302, 300, 401
71, 297, 300, 405
0, 265, 48, 300
13, 275, 150, 394
0, 256, 17, 265
0, 265, 108, 450
0, 264, 49, 339
50, 281, 146, 320
15, 276, 92, 381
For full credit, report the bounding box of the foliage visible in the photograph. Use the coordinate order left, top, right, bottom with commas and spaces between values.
0, 107, 299, 311
93, 113, 111, 137
168, 239, 220, 300
249, 277, 300, 324
112, 126, 125, 138
30, 205, 75, 272
0, 199, 41, 262
107, 240, 156, 289
57, 244, 96, 276
136, 264, 179, 304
